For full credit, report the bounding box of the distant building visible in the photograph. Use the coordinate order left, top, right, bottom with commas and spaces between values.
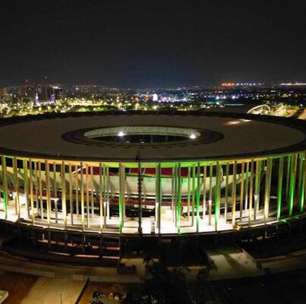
152, 93, 158, 101
0, 87, 8, 97
36, 84, 62, 103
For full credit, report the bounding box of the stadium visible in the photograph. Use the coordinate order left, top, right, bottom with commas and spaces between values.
0, 111, 306, 263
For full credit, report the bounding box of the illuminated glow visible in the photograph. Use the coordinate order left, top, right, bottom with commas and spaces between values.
0, 113, 304, 238
152, 93, 158, 101
280, 82, 306, 86
117, 131, 125, 137
226, 120, 241, 125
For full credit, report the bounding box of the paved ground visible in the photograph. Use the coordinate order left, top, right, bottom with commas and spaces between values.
20, 278, 86, 304
0, 272, 37, 304
1, 246, 306, 303
208, 248, 260, 280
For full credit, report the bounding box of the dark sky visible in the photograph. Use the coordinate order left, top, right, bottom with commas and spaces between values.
1, 0, 306, 88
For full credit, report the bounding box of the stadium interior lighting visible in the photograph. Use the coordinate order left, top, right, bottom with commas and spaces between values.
189, 133, 197, 139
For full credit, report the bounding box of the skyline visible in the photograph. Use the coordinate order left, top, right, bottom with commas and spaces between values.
1, 1, 306, 88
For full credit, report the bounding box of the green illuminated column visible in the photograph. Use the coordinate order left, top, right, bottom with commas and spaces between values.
119, 163, 125, 233
300, 154, 306, 213
264, 158, 273, 223
176, 163, 182, 233
214, 162, 221, 231
106, 166, 110, 221
289, 154, 297, 216
187, 166, 191, 221
298, 154, 304, 197
208, 164, 213, 225
171, 168, 175, 214
285, 155, 291, 200
196, 163, 201, 232
298, 153, 305, 213
224, 163, 229, 221
85, 164, 89, 227
191, 165, 196, 227
23, 159, 30, 218
231, 161, 237, 227
155, 163, 161, 234
277, 157, 284, 220
202, 166, 207, 221
13, 157, 20, 219
173, 164, 178, 226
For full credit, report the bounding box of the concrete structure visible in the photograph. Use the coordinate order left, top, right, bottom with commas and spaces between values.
0, 112, 306, 261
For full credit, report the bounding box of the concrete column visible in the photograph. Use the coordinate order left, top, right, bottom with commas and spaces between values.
277, 157, 284, 220
176, 163, 182, 233
61, 160, 67, 228
137, 160, 142, 235
202, 166, 207, 220
239, 162, 245, 220
80, 161, 85, 230
208, 164, 213, 225
99, 162, 103, 231
13, 157, 20, 219
68, 164, 73, 225
38, 162, 43, 220
53, 162, 58, 223
196, 163, 201, 232
300, 154, 306, 213
298, 153, 305, 213
254, 160, 262, 221
45, 160, 51, 225
23, 159, 30, 218
214, 162, 221, 231
85, 164, 89, 228
119, 163, 125, 233
231, 161, 237, 227
289, 154, 297, 216
264, 158, 273, 223
248, 160, 254, 224
29, 159, 34, 223
155, 163, 161, 234
224, 163, 229, 221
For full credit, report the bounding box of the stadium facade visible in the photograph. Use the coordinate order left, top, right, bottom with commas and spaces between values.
0, 112, 306, 261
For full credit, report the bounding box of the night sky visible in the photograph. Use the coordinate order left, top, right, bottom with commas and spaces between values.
1, 0, 306, 88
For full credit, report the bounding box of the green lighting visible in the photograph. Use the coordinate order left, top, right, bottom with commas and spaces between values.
289, 154, 297, 216
277, 157, 284, 220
